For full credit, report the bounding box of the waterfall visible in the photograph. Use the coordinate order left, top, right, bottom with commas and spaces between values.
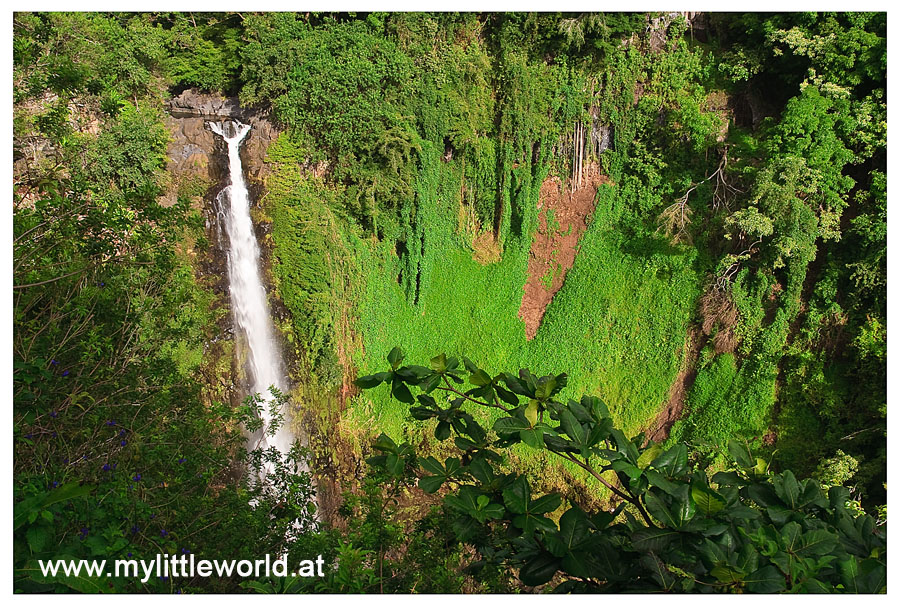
209, 120, 294, 473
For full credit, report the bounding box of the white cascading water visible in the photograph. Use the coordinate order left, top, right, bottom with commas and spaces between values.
209, 120, 294, 472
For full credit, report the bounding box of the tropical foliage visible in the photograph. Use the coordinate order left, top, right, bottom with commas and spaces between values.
13, 11, 886, 594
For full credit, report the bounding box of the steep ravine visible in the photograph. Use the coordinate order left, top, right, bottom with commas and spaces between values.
162, 90, 299, 459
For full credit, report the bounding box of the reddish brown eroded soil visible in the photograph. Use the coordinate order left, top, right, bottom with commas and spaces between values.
645, 325, 703, 444
518, 165, 611, 340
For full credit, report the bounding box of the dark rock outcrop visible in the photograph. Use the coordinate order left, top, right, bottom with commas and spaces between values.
161, 89, 280, 208
167, 89, 250, 120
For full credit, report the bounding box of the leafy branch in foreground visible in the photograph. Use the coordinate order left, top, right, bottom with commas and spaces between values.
355, 347, 886, 593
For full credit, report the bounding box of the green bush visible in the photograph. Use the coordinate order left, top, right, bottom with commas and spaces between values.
356, 349, 886, 593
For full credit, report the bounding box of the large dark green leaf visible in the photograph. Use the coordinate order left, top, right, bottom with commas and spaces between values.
743, 565, 786, 593
712, 471, 747, 487
559, 408, 585, 444
530, 493, 562, 515
493, 415, 530, 437
385, 453, 404, 476
746, 482, 783, 509
565, 398, 592, 424
727, 439, 754, 468
25, 525, 51, 553
609, 428, 640, 464
391, 379, 414, 404
520, 427, 544, 449
651, 443, 688, 477
445, 485, 485, 516
545, 507, 592, 556
642, 553, 677, 591
502, 476, 530, 514
781, 522, 802, 553
795, 578, 831, 593
855, 557, 885, 593
396, 365, 432, 382
419, 372, 441, 393
501, 373, 532, 397
467, 456, 494, 485
581, 395, 610, 420
637, 443, 662, 469
645, 489, 694, 529
645, 469, 680, 496
710, 564, 745, 584
387, 346, 404, 369
611, 459, 642, 481
354, 371, 391, 389
434, 420, 451, 440
454, 436, 478, 451
518, 552, 560, 586
772, 470, 801, 510
469, 368, 492, 387
690, 482, 726, 516
534, 376, 556, 400
409, 406, 437, 421
477, 502, 505, 522
632, 527, 680, 552
518, 369, 538, 394
418, 475, 445, 493
796, 530, 838, 558
503, 477, 560, 534
495, 384, 520, 406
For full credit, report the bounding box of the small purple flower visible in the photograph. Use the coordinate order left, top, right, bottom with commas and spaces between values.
106, 420, 116, 426
62, 458, 69, 464
120, 440, 127, 447
130, 525, 139, 535
132, 474, 142, 482
178, 458, 186, 464
50, 411, 58, 418
181, 547, 190, 554
51, 432, 57, 438
50, 359, 58, 366
160, 529, 168, 537
82, 454, 88, 460
102, 463, 111, 471
127, 552, 133, 557
50, 481, 59, 488
100, 282, 105, 287
61, 370, 69, 377
119, 429, 126, 437
24, 434, 32, 439
79, 527, 89, 539
149, 513, 156, 519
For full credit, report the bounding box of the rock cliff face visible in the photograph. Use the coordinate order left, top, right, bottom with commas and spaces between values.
161, 89, 279, 208
162, 89, 281, 282
162, 89, 285, 408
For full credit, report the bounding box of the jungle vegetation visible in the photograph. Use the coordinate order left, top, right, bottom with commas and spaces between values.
13, 12, 886, 593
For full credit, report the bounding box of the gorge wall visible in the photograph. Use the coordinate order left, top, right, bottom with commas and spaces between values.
161, 89, 286, 411
162, 89, 279, 207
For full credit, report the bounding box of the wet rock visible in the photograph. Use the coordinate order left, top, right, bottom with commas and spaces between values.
160, 89, 280, 209
167, 89, 248, 120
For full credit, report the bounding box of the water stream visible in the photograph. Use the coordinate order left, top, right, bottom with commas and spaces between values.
209, 120, 294, 474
